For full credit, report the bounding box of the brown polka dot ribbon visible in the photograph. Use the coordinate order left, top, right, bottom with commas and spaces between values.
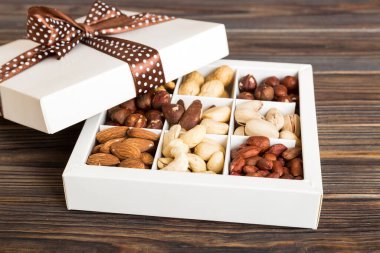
0, 0, 175, 95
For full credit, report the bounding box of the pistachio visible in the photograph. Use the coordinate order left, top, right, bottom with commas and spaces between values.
265, 108, 285, 130
245, 118, 279, 138
279, 130, 301, 147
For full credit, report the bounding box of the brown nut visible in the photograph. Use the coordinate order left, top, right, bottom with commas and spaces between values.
230, 171, 242, 176
136, 91, 154, 110
267, 172, 281, 178
263, 153, 277, 161
111, 142, 141, 160
230, 156, 246, 174
145, 110, 163, 122
237, 146, 261, 159
147, 119, 163, 129
247, 170, 270, 177
289, 94, 299, 104
127, 128, 160, 141
152, 90, 171, 110
96, 126, 128, 143
266, 144, 288, 157
119, 99, 137, 113
282, 76, 298, 91
246, 156, 261, 166
125, 114, 147, 128
238, 74, 257, 92
272, 161, 284, 176
246, 136, 270, 152
263, 76, 280, 87
254, 84, 274, 101
111, 108, 132, 125
119, 158, 146, 169
278, 157, 286, 166
87, 153, 120, 166
274, 84, 288, 98
256, 158, 273, 170
237, 92, 254, 100
289, 158, 303, 176
141, 152, 154, 165
282, 166, 290, 175
243, 165, 258, 174
179, 100, 203, 130
294, 176, 303, 180
281, 173, 294, 179
162, 103, 185, 125
231, 148, 239, 160
108, 105, 120, 118
277, 95, 291, 103
282, 147, 302, 160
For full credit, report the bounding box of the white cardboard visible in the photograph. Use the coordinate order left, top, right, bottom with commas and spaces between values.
0, 11, 228, 133
63, 59, 323, 229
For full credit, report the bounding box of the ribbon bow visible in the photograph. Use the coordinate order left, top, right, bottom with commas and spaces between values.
0, 0, 175, 94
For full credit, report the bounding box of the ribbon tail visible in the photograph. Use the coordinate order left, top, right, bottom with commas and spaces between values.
0, 45, 52, 83
82, 36, 166, 95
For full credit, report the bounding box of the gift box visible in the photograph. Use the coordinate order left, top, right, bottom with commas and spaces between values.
63, 59, 323, 229
0, 8, 228, 133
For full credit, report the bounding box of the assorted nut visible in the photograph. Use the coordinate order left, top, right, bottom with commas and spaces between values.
179, 65, 234, 98
230, 136, 303, 180
238, 75, 298, 103
88, 127, 160, 169
158, 124, 226, 174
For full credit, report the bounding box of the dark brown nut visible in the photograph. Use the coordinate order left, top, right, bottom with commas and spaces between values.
147, 119, 163, 129
254, 84, 274, 101
108, 105, 120, 118
145, 110, 164, 122
282, 76, 298, 91
246, 156, 261, 166
263, 76, 280, 87
266, 144, 288, 157
141, 152, 154, 165
289, 94, 299, 104
230, 156, 246, 174
105, 121, 121, 126
282, 166, 290, 175
162, 103, 185, 125
267, 172, 281, 178
289, 158, 303, 176
237, 146, 261, 159
272, 161, 284, 176
238, 74, 257, 92
177, 99, 185, 108
278, 157, 286, 166
246, 136, 270, 152
274, 84, 288, 98
281, 173, 294, 179
111, 108, 132, 125
179, 100, 203, 130
119, 99, 137, 113
119, 158, 146, 169
276, 95, 291, 103
256, 158, 273, 170
125, 114, 147, 128
282, 147, 302, 160
152, 90, 171, 110
247, 170, 270, 177
237, 92, 254, 100
263, 153, 277, 161
243, 165, 258, 174
136, 92, 154, 110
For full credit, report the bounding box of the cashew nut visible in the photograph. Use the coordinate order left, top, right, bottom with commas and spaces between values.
202, 106, 231, 123
265, 108, 284, 130
207, 151, 224, 174
161, 152, 189, 172
187, 153, 207, 172
179, 125, 206, 148
200, 119, 229, 135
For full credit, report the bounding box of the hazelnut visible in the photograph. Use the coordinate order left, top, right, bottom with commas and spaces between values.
238, 74, 257, 92
136, 91, 154, 110
145, 110, 164, 122
152, 90, 171, 110
273, 84, 288, 98
254, 84, 274, 101
237, 92, 254, 100
263, 76, 280, 87
111, 108, 132, 125
147, 119, 163, 129
125, 114, 147, 128
107, 105, 120, 118
282, 76, 298, 91
119, 99, 136, 113
162, 103, 185, 125
276, 96, 291, 103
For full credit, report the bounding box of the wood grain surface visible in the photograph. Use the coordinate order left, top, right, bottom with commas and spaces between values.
0, 0, 379, 252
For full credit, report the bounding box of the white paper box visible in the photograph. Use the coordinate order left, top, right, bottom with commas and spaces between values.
0, 11, 228, 133
63, 59, 323, 229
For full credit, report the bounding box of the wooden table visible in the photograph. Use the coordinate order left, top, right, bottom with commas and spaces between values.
0, 0, 379, 252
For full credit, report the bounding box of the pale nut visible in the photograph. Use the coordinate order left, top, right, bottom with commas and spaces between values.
245, 118, 279, 138
265, 108, 285, 130
187, 153, 207, 172
234, 126, 245, 136
236, 100, 263, 112
162, 139, 190, 158
201, 138, 226, 154
235, 108, 264, 125
207, 151, 224, 174
221, 90, 230, 98
291, 114, 301, 138
179, 125, 207, 148
194, 141, 225, 161
205, 65, 234, 87
279, 130, 301, 147
200, 119, 229, 135
161, 152, 189, 172
182, 71, 204, 86
178, 80, 200, 96
198, 80, 224, 97
202, 106, 231, 123
163, 124, 181, 150
157, 157, 173, 169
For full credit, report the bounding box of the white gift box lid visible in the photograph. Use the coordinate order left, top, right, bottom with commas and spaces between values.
0, 11, 228, 133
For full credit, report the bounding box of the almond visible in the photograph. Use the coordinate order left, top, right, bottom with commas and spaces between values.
141, 152, 154, 165
127, 128, 160, 141
123, 138, 155, 152
119, 158, 145, 169
111, 142, 141, 159
282, 147, 302, 160
96, 126, 128, 143
266, 144, 287, 157
237, 146, 261, 159
91, 144, 103, 154
100, 138, 125, 154
87, 153, 120, 166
